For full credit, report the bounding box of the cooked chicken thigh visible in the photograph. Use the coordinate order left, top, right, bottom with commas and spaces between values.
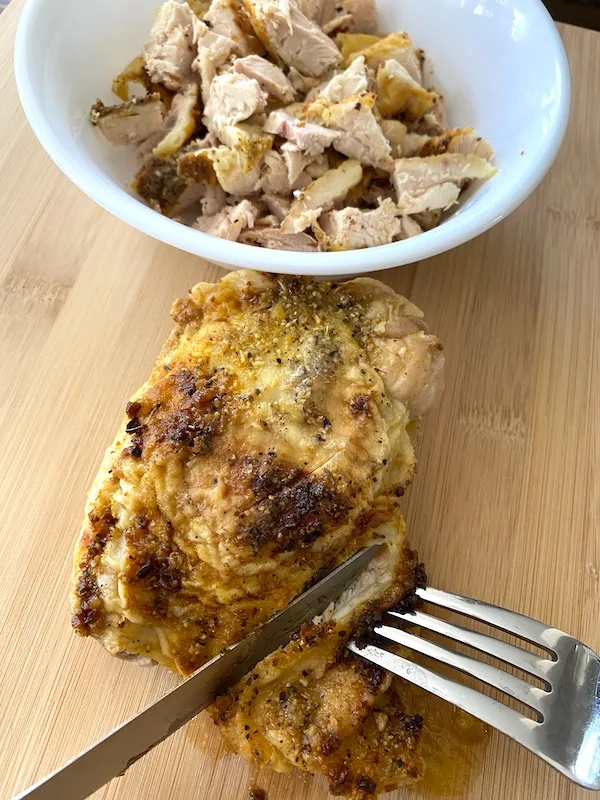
71, 271, 443, 676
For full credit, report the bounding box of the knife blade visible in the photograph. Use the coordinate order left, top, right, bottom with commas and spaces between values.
15, 543, 383, 800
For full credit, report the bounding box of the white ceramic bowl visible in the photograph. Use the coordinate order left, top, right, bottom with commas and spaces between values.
15, 0, 570, 276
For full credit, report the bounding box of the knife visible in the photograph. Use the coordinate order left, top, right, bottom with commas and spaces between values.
15, 543, 383, 800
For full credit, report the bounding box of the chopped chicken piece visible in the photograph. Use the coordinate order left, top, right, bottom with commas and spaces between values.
412, 209, 442, 230
318, 198, 401, 250
187, 0, 211, 16
90, 95, 165, 146
322, 92, 393, 171
281, 142, 308, 184
204, 72, 268, 135
215, 123, 274, 168
339, 0, 377, 32
397, 215, 423, 238
402, 132, 430, 157
282, 159, 363, 233
203, 139, 267, 194
233, 54, 295, 103
317, 56, 368, 103
193, 19, 238, 102
392, 153, 496, 214
347, 32, 422, 84
297, 0, 337, 25
204, 0, 264, 56
194, 198, 261, 240
279, 143, 328, 187
153, 82, 198, 157
287, 66, 320, 93
336, 32, 380, 63
143, 1, 198, 91
322, 13, 354, 35
255, 213, 279, 226
304, 152, 329, 179
239, 227, 318, 250
376, 60, 437, 120
134, 151, 209, 216
199, 184, 228, 215
111, 55, 148, 102
177, 145, 220, 183
261, 193, 292, 220
243, 0, 342, 77
265, 109, 339, 156
410, 95, 447, 136
379, 119, 407, 158
258, 150, 292, 194
419, 126, 494, 160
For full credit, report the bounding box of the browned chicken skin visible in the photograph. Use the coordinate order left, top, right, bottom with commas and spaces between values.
71, 270, 444, 797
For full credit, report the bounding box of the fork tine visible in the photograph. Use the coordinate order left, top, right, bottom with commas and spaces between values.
375, 623, 548, 715
388, 609, 553, 683
417, 587, 561, 653
348, 641, 538, 752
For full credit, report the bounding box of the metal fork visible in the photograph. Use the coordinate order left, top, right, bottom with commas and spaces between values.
348, 586, 600, 790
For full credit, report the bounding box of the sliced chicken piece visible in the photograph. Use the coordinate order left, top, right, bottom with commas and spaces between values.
204, 0, 264, 56
346, 32, 422, 84
111, 55, 148, 102
177, 145, 220, 182
287, 66, 321, 94
317, 198, 401, 250
419, 126, 494, 160
397, 215, 423, 239
204, 145, 264, 194
243, 0, 342, 77
379, 119, 407, 158
193, 19, 238, 103
204, 72, 268, 135
304, 152, 329, 179
143, 1, 198, 91
317, 55, 368, 103
410, 95, 447, 136
339, 0, 377, 32
281, 142, 308, 184
411, 209, 443, 230
392, 154, 496, 214
322, 92, 393, 171
402, 132, 430, 157
90, 95, 164, 146
187, 0, 211, 14
281, 159, 363, 233
336, 32, 380, 64
265, 109, 339, 156
233, 54, 295, 103
199, 184, 228, 216
279, 143, 328, 187
297, 0, 337, 25
322, 13, 354, 35
258, 150, 292, 194
134, 150, 210, 216
376, 60, 437, 120
261, 193, 292, 221
194, 198, 262, 240
216, 122, 274, 167
153, 82, 198, 157
239, 227, 318, 250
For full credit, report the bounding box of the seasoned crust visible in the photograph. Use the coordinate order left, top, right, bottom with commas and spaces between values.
71, 271, 442, 677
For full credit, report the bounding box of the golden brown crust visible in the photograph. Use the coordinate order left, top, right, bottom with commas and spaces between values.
71, 271, 441, 678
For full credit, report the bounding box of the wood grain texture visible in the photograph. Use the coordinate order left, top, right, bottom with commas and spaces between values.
1, 2, 599, 798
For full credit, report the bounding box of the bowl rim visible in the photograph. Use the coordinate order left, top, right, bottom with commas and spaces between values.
14, 0, 571, 276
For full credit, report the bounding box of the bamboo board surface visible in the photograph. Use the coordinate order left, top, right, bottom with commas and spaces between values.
0, 2, 599, 798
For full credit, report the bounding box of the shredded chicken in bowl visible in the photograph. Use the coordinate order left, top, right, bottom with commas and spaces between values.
90, 0, 496, 252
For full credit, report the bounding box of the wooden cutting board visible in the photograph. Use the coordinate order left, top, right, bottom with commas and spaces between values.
1, 2, 599, 797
